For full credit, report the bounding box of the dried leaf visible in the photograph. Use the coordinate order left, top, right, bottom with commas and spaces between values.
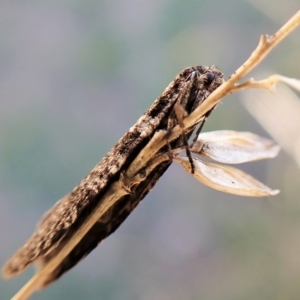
191, 130, 280, 164
174, 156, 279, 197
243, 84, 300, 168
278, 76, 300, 92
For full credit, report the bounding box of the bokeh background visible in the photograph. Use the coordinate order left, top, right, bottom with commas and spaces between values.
0, 1, 299, 299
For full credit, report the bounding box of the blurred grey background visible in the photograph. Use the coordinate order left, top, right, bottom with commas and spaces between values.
0, 1, 299, 299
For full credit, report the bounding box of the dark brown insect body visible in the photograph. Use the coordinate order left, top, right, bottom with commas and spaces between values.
3, 66, 223, 286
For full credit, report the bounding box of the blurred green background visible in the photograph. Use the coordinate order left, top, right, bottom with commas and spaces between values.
0, 1, 299, 299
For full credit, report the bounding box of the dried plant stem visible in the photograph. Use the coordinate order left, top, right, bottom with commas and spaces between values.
163, 10, 300, 148
12, 182, 128, 300
228, 75, 284, 94
233, 75, 300, 94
